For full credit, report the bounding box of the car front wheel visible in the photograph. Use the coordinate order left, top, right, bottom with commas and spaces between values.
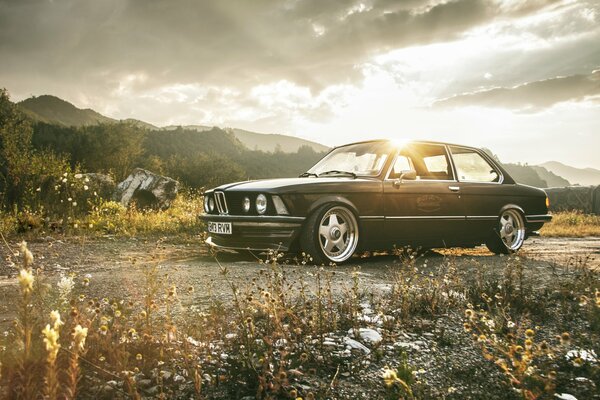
301, 204, 359, 264
485, 208, 526, 254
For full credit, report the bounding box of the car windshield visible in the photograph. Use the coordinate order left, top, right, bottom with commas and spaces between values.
307, 142, 391, 177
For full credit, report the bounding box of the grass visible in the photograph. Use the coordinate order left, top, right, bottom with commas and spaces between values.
0, 243, 598, 399
541, 211, 600, 237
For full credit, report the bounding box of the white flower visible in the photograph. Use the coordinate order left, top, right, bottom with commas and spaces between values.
50, 310, 63, 330
18, 269, 34, 294
74, 173, 83, 179
84, 185, 89, 190
72, 325, 88, 351
57, 275, 75, 304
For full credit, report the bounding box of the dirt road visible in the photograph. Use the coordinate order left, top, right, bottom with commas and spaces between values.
0, 236, 598, 316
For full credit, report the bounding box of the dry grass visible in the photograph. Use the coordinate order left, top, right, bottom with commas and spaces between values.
541, 211, 600, 237
0, 244, 598, 399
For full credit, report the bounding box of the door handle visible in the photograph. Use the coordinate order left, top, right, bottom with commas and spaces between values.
448, 186, 460, 192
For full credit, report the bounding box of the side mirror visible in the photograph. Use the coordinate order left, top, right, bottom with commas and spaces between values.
393, 170, 417, 187
399, 170, 417, 180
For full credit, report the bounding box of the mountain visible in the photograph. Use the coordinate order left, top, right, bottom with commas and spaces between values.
530, 166, 570, 187
18, 95, 116, 126
539, 161, 600, 186
17, 94, 328, 153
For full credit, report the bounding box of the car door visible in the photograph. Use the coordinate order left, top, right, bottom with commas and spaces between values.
383, 143, 466, 247
447, 145, 506, 239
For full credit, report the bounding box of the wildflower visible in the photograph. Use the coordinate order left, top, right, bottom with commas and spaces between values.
382, 367, 398, 387
19, 241, 34, 268
300, 353, 309, 362
136, 353, 143, 361
72, 201, 77, 207
57, 275, 75, 303
548, 371, 557, 380
572, 357, 584, 367
525, 329, 535, 338
560, 332, 571, 345
50, 310, 63, 330
68, 197, 72, 202
465, 309, 474, 318
477, 334, 487, 343
82, 277, 90, 286
525, 339, 533, 350
72, 325, 88, 351
187, 286, 194, 294
84, 185, 89, 191
463, 322, 471, 332
115, 310, 122, 318
99, 325, 108, 335
42, 324, 60, 363
17, 269, 34, 294
514, 345, 524, 354
507, 321, 516, 328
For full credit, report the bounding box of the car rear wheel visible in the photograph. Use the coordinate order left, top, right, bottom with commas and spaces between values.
485, 208, 526, 254
301, 204, 359, 264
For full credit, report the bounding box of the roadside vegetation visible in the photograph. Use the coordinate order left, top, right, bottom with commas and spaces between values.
0, 243, 598, 399
540, 211, 600, 237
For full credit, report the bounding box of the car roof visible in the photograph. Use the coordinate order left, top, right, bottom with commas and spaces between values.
332, 138, 482, 151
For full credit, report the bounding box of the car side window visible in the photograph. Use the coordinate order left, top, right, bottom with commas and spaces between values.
449, 146, 500, 182
400, 144, 453, 180
389, 155, 413, 179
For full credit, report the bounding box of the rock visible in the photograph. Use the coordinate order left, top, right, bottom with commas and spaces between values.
114, 168, 179, 210
343, 337, 370, 354
348, 328, 383, 345
82, 173, 116, 199
554, 394, 577, 400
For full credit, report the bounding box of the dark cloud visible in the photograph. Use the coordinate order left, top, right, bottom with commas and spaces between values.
434, 69, 600, 110
0, 0, 564, 96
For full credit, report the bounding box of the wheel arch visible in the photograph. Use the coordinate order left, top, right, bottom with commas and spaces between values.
498, 203, 525, 216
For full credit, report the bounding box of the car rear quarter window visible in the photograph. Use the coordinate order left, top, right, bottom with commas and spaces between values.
450, 146, 500, 182
398, 144, 453, 180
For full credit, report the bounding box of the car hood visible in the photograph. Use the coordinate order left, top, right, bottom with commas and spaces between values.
209, 177, 378, 193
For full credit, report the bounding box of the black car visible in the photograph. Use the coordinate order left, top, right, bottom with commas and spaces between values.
200, 140, 552, 263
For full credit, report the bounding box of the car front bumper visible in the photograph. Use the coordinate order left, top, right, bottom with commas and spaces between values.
199, 214, 305, 252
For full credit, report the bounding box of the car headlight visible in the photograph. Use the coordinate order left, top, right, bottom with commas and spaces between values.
256, 194, 267, 215
204, 195, 210, 213
242, 196, 251, 213
208, 197, 215, 213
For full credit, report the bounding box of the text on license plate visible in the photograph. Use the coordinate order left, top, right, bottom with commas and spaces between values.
208, 222, 232, 235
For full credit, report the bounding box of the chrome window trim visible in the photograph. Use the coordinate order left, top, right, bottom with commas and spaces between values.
383, 143, 457, 183
448, 145, 504, 185
359, 215, 385, 220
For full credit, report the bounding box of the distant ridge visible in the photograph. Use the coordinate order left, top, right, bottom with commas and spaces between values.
539, 161, 600, 186
18, 95, 115, 126
17, 94, 328, 153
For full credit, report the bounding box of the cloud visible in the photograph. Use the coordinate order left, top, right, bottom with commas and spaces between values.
434, 69, 600, 111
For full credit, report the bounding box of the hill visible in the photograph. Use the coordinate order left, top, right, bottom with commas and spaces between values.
18, 95, 116, 126
17, 94, 327, 153
539, 161, 600, 186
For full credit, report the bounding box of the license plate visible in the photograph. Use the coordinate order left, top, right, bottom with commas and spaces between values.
208, 222, 232, 235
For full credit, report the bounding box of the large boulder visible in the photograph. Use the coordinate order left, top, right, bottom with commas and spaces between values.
114, 169, 179, 210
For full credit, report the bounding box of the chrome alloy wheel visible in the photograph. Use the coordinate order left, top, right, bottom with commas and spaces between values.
317, 206, 358, 263
499, 209, 525, 251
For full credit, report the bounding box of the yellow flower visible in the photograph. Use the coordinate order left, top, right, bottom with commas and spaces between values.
136, 353, 143, 361
382, 367, 398, 387
42, 324, 60, 363
50, 310, 63, 331
514, 345, 524, 354
17, 269, 34, 294
99, 325, 108, 334
477, 334, 487, 343
19, 241, 34, 267
572, 357, 584, 367
525, 329, 535, 338
525, 339, 533, 350
560, 332, 571, 345
73, 325, 88, 351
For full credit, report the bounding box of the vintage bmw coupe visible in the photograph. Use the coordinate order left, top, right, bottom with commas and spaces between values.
200, 140, 552, 264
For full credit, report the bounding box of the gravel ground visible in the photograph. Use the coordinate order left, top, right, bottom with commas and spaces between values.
0, 235, 598, 399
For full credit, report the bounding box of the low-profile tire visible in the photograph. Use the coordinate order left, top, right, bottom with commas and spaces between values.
300, 204, 359, 265
485, 208, 526, 254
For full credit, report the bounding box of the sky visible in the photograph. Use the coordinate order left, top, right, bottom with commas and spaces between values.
1, 0, 599, 168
